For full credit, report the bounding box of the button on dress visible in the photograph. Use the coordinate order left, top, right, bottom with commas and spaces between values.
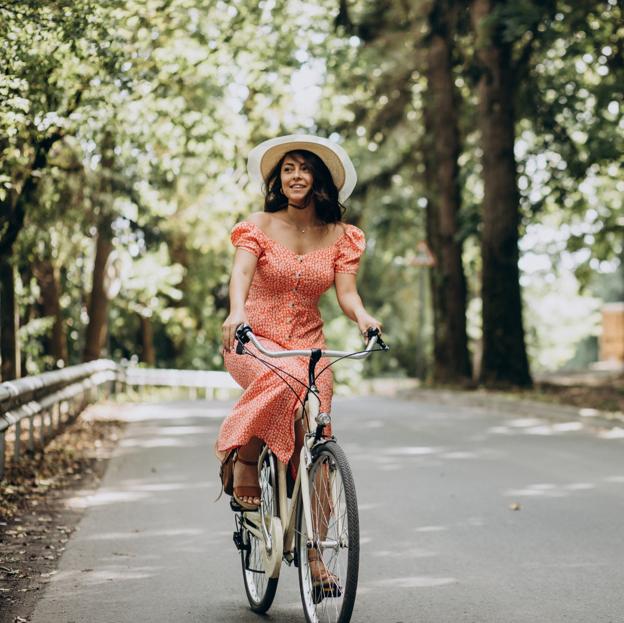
216, 221, 366, 465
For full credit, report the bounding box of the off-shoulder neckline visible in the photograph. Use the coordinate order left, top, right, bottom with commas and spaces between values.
236, 221, 359, 258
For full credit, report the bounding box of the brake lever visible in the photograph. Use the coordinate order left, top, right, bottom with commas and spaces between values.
366, 327, 389, 351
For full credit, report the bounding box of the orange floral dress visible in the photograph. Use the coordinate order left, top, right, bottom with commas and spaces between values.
216, 221, 366, 465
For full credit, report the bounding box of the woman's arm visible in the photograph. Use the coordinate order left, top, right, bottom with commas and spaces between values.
335, 272, 382, 336
222, 248, 258, 352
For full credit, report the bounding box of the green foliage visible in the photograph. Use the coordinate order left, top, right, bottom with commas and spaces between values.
1, 0, 621, 379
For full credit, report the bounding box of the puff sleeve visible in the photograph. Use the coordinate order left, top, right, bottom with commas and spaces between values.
334, 224, 366, 274
230, 222, 263, 258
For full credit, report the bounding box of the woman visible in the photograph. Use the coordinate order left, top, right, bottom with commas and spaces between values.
216, 134, 381, 511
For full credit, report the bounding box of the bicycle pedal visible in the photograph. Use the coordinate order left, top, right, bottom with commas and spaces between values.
232, 530, 246, 551
312, 583, 342, 604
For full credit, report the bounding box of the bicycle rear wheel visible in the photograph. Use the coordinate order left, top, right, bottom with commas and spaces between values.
296, 440, 359, 623
240, 449, 280, 613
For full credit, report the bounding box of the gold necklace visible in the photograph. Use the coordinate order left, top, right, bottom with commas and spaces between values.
285, 217, 321, 234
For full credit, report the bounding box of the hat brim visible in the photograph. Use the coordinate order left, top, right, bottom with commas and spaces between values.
247, 134, 357, 202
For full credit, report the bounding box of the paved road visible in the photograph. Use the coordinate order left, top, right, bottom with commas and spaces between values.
31, 396, 624, 623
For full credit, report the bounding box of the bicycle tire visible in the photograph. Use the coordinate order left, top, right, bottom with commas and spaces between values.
240, 450, 279, 613
296, 440, 359, 623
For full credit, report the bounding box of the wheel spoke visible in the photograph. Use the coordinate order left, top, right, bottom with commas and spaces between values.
241, 451, 278, 613
297, 442, 358, 623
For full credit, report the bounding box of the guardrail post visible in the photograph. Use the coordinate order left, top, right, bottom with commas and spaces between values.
40, 411, 46, 446
28, 416, 35, 453
14, 420, 21, 462
0, 432, 5, 480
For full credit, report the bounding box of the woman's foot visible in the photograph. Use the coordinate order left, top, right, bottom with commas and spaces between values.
308, 552, 341, 591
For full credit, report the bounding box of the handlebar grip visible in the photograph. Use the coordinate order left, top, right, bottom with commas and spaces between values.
235, 323, 252, 355
366, 326, 389, 350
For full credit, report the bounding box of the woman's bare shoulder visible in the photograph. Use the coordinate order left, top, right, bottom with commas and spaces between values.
245, 211, 270, 227
329, 221, 349, 241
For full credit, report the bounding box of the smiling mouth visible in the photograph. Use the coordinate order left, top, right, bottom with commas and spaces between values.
290, 185, 306, 190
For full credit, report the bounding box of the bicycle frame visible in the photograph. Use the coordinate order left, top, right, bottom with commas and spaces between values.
236, 325, 387, 577
239, 385, 320, 577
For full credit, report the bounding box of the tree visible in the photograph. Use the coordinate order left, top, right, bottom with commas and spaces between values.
321, 0, 472, 380
471, 0, 532, 387
424, 0, 472, 383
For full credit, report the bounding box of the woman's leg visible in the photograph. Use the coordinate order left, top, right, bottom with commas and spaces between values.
233, 437, 263, 506
291, 408, 336, 584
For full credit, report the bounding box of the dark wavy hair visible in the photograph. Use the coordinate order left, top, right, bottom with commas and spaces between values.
263, 149, 345, 223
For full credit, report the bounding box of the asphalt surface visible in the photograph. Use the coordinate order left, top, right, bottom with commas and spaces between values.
30, 396, 624, 623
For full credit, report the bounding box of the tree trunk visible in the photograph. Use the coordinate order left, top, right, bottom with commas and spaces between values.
0, 258, 21, 380
140, 314, 156, 366
423, 0, 472, 384
471, 0, 532, 387
83, 219, 113, 362
33, 259, 68, 365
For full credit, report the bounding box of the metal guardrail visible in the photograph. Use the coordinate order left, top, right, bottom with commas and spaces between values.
0, 359, 120, 480
123, 367, 239, 398
0, 361, 242, 480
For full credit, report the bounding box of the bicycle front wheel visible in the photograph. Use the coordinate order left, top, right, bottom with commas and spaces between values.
240, 449, 280, 613
296, 440, 359, 623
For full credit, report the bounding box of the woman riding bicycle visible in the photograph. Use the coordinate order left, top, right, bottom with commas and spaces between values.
216, 134, 381, 528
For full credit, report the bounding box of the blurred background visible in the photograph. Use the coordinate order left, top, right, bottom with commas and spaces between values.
1, 0, 622, 390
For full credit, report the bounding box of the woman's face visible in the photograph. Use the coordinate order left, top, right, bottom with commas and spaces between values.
280, 154, 313, 207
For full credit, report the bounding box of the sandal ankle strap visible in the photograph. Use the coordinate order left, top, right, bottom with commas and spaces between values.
236, 456, 258, 467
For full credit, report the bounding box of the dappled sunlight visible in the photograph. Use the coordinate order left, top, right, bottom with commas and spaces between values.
414, 525, 448, 533
86, 528, 204, 541
114, 402, 231, 423
440, 450, 478, 459
120, 436, 189, 449
598, 427, 624, 439
68, 478, 215, 510
370, 576, 457, 588
67, 489, 151, 509
371, 547, 437, 559
579, 408, 601, 418
358, 502, 382, 511
155, 425, 215, 435
383, 445, 443, 456
488, 420, 586, 436
508, 417, 544, 427
504, 481, 596, 498
116, 481, 213, 493
52, 567, 157, 586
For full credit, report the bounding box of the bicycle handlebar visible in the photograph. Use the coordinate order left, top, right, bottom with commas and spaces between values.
235, 324, 388, 360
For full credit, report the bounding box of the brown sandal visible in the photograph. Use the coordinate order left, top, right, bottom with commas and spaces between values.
232, 456, 261, 511
307, 549, 342, 598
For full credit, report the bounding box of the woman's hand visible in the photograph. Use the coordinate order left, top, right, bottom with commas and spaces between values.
356, 311, 383, 340
222, 310, 248, 353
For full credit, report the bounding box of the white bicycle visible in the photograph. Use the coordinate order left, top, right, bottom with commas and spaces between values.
230, 324, 388, 623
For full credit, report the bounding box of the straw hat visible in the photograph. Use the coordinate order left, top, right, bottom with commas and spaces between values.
247, 134, 357, 202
